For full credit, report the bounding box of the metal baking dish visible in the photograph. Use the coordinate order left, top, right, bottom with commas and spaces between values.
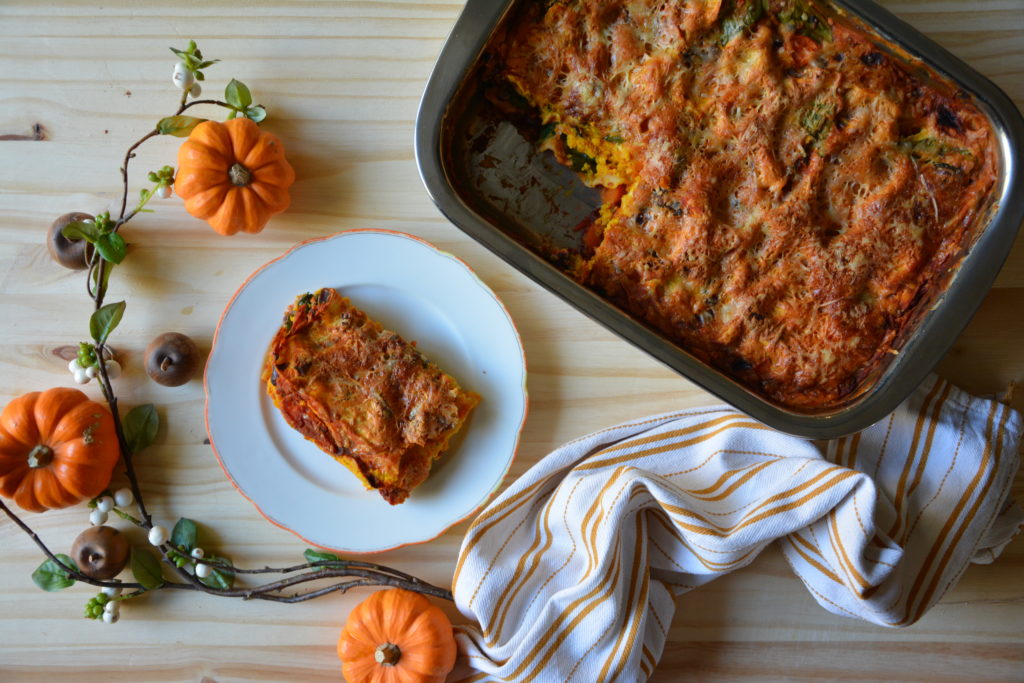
415, 0, 1024, 439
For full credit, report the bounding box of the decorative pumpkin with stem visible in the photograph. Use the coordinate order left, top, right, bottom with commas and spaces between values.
174, 117, 295, 236
0, 387, 119, 512
338, 588, 458, 683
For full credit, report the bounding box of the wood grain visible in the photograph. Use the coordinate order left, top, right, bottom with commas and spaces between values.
1, 0, 1022, 680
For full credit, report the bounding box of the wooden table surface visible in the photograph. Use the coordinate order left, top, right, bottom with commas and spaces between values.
1, 1, 1022, 680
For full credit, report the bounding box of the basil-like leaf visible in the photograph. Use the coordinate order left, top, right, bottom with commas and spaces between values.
567, 148, 597, 174
156, 115, 207, 137
89, 300, 126, 344
61, 220, 100, 244
199, 555, 235, 590
719, 0, 764, 46
131, 547, 165, 590
170, 518, 198, 551
123, 403, 159, 454
304, 548, 343, 564
94, 232, 127, 265
31, 554, 78, 592
224, 79, 252, 110
243, 106, 267, 123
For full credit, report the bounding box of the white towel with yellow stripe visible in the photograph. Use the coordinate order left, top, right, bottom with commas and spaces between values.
451, 376, 1023, 682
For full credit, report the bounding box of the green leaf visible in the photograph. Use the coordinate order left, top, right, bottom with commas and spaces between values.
304, 548, 342, 564
89, 300, 126, 344
199, 555, 235, 590
31, 554, 78, 592
123, 403, 159, 453
156, 115, 207, 137
567, 148, 597, 174
718, 0, 764, 46
170, 518, 198, 551
131, 547, 165, 590
225, 109, 237, 120
195, 71, 205, 82
243, 106, 267, 123
61, 220, 100, 243
94, 233, 127, 265
224, 79, 252, 109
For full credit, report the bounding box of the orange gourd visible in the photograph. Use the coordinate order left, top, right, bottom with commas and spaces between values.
175, 117, 295, 236
338, 589, 458, 683
0, 388, 119, 512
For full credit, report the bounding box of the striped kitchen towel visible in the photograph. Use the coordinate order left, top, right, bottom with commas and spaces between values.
451, 376, 1023, 682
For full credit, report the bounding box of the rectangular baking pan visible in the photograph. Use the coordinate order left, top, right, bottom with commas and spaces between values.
415, 0, 1024, 439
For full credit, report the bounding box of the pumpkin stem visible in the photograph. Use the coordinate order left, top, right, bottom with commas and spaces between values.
374, 643, 401, 666
27, 445, 54, 468
229, 162, 252, 187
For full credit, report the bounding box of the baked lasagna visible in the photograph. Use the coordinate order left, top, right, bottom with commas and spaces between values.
263, 289, 480, 504
488, 0, 998, 409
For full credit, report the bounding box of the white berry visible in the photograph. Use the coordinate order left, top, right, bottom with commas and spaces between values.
68, 359, 82, 373
73, 368, 90, 385
148, 525, 168, 546
190, 547, 205, 559
101, 585, 122, 598
195, 562, 212, 579
189, 83, 202, 98
96, 496, 114, 513
85, 365, 98, 379
172, 62, 195, 90
103, 600, 119, 615
102, 609, 119, 624
156, 185, 172, 199
113, 488, 134, 507
89, 509, 108, 526
104, 359, 121, 380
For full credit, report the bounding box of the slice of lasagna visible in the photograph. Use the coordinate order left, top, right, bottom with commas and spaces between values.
263, 288, 480, 505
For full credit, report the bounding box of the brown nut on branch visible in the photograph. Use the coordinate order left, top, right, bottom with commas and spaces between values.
145, 332, 199, 387
71, 525, 130, 580
47, 212, 95, 270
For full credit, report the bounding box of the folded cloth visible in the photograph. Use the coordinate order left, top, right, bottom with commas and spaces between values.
451, 376, 1023, 682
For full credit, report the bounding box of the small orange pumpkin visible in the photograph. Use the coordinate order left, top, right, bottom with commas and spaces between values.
338, 589, 458, 683
175, 117, 295, 236
0, 388, 119, 512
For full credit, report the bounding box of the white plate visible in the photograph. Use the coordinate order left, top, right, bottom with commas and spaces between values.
204, 230, 527, 553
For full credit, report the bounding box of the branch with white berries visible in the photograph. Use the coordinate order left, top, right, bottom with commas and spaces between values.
5, 41, 455, 624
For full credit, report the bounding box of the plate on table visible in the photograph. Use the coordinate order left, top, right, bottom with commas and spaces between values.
204, 230, 527, 553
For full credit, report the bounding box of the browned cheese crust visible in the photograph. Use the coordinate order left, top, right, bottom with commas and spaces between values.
491, 0, 998, 409
263, 288, 480, 504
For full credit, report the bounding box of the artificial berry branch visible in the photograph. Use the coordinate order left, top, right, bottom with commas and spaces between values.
5, 41, 454, 621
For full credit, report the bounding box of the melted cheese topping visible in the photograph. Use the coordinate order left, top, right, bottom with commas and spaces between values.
492, 0, 998, 409
263, 289, 480, 504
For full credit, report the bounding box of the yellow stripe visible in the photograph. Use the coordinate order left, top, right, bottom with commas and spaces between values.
585, 412, 745, 458
901, 380, 955, 523
598, 514, 647, 682
664, 466, 846, 535
846, 432, 862, 470
514, 540, 625, 681
685, 459, 779, 502
904, 403, 1008, 625
575, 417, 768, 472
485, 482, 562, 646
650, 511, 755, 571
887, 378, 950, 540
453, 476, 552, 589
883, 399, 999, 620
827, 510, 870, 593
785, 535, 843, 584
